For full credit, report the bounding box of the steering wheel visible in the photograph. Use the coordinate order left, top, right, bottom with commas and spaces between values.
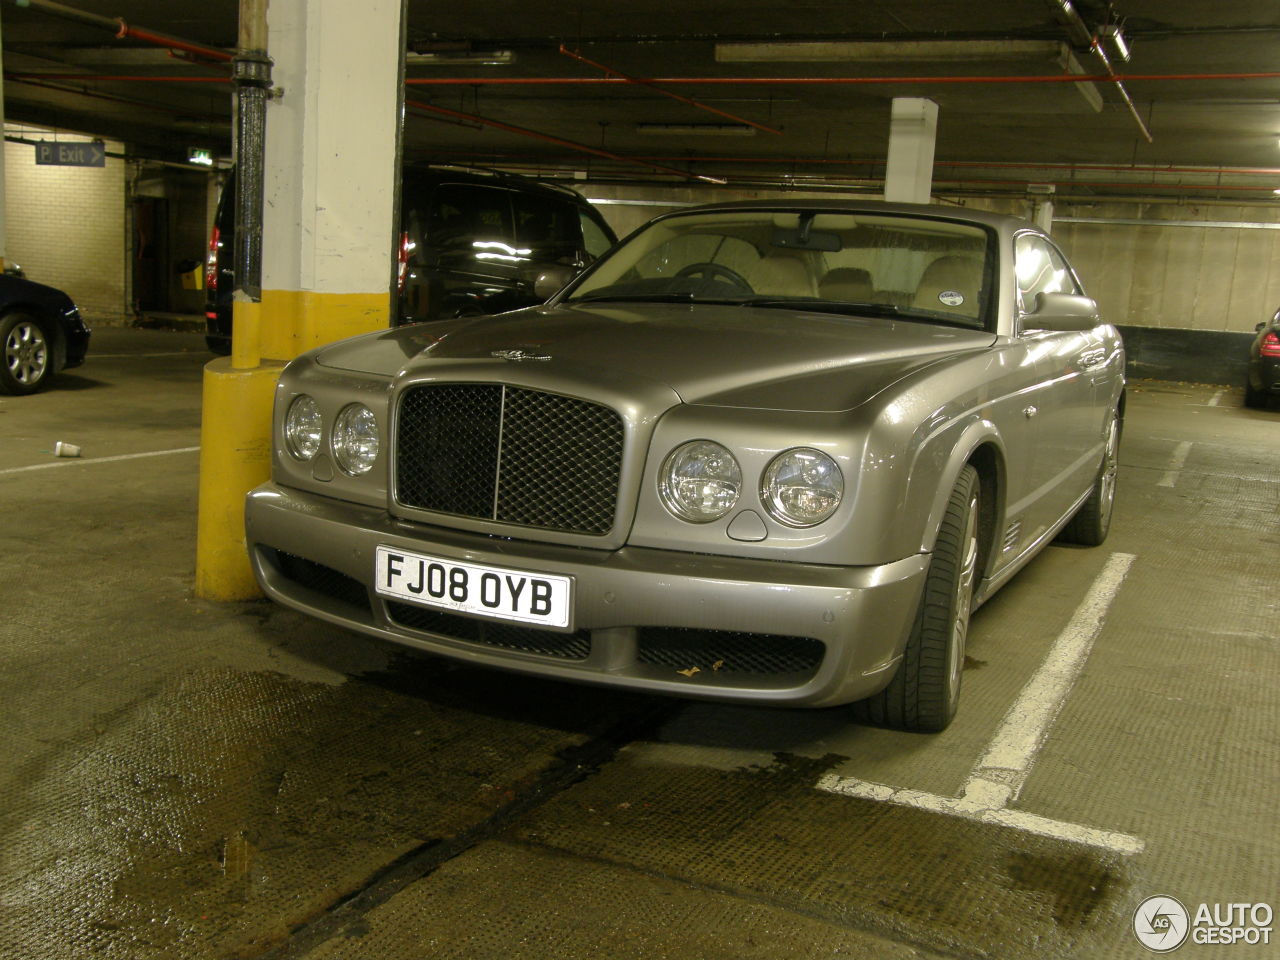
674, 261, 751, 291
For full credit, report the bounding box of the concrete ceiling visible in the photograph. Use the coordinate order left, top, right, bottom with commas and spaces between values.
3, 0, 1280, 201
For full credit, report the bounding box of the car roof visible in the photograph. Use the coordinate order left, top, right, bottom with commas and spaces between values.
402, 164, 595, 206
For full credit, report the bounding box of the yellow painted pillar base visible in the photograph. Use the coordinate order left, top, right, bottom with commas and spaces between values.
194, 356, 286, 600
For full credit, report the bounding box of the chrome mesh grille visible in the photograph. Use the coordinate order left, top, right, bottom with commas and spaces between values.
386, 602, 591, 660
395, 384, 623, 535
637, 628, 824, 678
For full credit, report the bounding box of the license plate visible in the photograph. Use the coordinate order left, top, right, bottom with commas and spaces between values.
374, 546, 572, 629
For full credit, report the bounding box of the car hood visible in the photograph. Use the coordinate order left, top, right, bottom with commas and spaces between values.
315, 302, 995, 413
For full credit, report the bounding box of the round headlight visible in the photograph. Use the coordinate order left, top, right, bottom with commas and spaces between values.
761, 448, 843, 527
332, 403, 379, 475
659, 440, 742, 523
284, 394, 322, 461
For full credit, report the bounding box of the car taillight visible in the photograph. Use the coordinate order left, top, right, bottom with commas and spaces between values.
1262, 331, 1280, 358
206, 225, 221, 291
397, 231, 410, 294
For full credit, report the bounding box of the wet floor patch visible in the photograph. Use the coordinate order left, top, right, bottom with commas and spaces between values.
0, 661, 641, 959
503, 752, 1135, 959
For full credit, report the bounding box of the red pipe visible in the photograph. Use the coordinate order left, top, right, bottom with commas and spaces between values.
113, 19, 233, 63
405, 98, 726, 184
6, 76, 225, 119
557, 44, 781, 135
6, 73, 228, 83
405, 70, 1280, 86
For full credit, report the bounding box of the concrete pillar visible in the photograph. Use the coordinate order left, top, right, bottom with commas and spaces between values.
883, 98, 938, 204
258, 0, 404, 359
0, 10, 7, 272
1032, 199, 1055, 233
196, 0, 404, 600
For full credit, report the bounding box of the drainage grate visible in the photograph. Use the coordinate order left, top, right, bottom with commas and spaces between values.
386, 602, 592, 660
637, 627, 824, 678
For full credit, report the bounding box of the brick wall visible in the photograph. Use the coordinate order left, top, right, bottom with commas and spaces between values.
4, 125, 129, 324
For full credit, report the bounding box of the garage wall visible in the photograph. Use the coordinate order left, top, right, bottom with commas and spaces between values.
1050, 205, 1280, 333
3, 125, 129, 324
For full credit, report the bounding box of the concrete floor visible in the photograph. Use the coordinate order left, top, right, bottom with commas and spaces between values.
0, 328, 1275, 959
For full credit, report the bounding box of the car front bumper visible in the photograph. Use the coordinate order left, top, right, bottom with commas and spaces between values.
245, 482, 929, 708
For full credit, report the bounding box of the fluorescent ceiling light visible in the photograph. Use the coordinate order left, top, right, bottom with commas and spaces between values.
716, 40, 1061, 63
637, 123, 755, 137
406, 50, 513, 66
1099, 25, 1132, 62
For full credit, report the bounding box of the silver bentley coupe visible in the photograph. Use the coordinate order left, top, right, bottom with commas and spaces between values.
246, 199, 1124, 731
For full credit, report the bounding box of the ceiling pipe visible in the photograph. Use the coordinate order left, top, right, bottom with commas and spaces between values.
404, 97, 727, 184
5, 73, 228, 83
1046, 0, 1152, 143
6, 0, 232, 64
114, 21, 233, 64
5, 75, 225, 118
404, 70, 1280, 86
556, 44, 781, 135
561, 154, 1280, 179
14, 69, 1280, 88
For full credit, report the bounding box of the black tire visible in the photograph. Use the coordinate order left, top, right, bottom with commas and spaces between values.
1056, 406, 1121, 547
0, 312, 53, 396
1244, 379, 1265, 409
853, 464, 980, 732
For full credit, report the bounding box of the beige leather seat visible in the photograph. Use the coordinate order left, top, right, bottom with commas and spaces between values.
818, 267, 874, 302
746, 252, 818, 297
912, 255, 982, 316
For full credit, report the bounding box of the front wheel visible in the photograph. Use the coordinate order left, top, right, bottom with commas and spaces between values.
0, 313, 52, 396
853, 464, 980, 732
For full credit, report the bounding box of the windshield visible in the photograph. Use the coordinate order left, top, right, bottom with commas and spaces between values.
564, 209, 995, 330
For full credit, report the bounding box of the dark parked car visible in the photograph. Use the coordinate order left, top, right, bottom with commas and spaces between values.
205, 166, 617, 354
1245, 308, 1280, 408
246, 199, 1124, 732
0, 274, 90, 395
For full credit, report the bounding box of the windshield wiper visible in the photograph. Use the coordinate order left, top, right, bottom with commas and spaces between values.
569, 292, 695, 304
737, 297, 904, 317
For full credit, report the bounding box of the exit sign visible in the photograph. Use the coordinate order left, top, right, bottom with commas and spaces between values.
34, 141, 106, 167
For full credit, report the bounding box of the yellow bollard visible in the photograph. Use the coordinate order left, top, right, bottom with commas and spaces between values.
194, 355, 285, 600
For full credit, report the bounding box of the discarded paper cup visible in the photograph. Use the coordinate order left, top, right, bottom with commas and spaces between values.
53, 441, 82, 458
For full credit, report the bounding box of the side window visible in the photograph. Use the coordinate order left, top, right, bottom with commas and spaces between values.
427, 184, 514, 250
580, 211, 614, 260
1015, 234, 1080, 315
512, 192, 581, 262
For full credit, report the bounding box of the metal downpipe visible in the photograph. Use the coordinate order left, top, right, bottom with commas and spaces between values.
230, 0, 269, 369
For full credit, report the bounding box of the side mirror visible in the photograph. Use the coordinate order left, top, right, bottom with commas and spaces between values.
1026, 292, 1101, 332
534, 265, 576, 300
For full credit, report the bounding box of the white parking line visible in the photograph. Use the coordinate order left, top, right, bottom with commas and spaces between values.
0, 446, 200, 476
817, 552, 1143, 856
960, 552, 1136, 807
1208, 390, 1225, 407
1157, 441, 1192, 488
90, 352, 206, 359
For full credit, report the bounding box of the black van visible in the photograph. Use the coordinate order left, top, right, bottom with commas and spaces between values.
205, 166, 617, 354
